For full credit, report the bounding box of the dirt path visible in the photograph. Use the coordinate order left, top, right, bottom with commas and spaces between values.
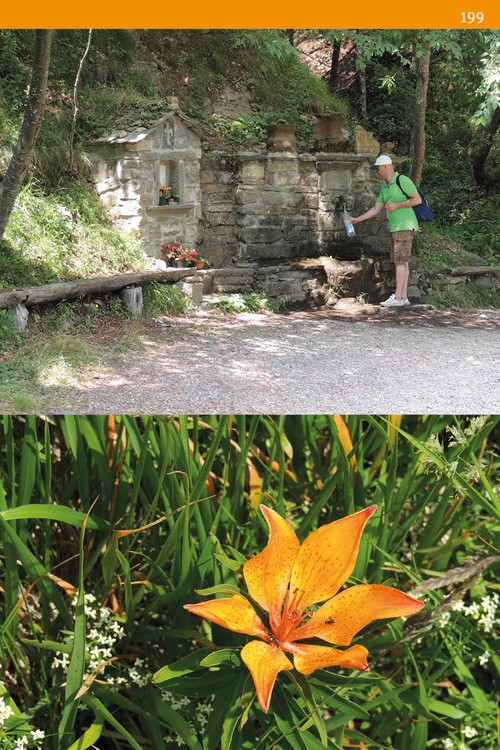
33, 303, 500, 414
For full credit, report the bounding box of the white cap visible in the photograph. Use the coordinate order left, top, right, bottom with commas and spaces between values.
370, 154, 393, 170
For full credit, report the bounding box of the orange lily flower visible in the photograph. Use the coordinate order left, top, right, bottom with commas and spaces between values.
184, 504, 424, 712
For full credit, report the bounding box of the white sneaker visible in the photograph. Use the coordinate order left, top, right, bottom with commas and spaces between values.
380, 295, 408, 307
380, 294, 395, 307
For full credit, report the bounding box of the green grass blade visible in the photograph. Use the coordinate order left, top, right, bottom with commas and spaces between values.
66, 715, 104, 750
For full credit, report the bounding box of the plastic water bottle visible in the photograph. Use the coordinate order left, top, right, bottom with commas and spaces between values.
343, 208, 355, 237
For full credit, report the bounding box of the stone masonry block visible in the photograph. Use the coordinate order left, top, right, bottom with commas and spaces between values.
242, 227, 282, 244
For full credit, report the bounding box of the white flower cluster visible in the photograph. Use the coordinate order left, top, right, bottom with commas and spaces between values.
0, 695, 14, 724
441, 722, 484, 748
161, 691, 215, 746
462, 726, 478, 739
450, 592, 498, 633
478, 650, 490, 666
442, 740, 474, 750
129, 658, 150, 688
0, 692, 45, 749
422, 417, 490, 480
53, 592, 126, 684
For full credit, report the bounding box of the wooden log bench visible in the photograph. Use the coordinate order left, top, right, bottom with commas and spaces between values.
0, 268, 198, 309
450, 265, 500, 279
0, 268, 210, 331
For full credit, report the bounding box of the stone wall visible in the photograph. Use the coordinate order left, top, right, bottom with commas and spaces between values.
199, 148, 390, 268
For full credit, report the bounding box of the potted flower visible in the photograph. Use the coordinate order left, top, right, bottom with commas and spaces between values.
160, 242, 208, 269
185, 248, 207, 269
159, 185, 172, 205
160, 241, 182, 266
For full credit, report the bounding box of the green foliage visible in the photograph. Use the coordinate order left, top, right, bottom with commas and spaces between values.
180, 30, 345, 149
415, 228, 500, 308
0, 415, 498, 749
49, 29, 136, 89
364, 59, 416, 152
217, 292, 279, 313
0, 183, 147, 288
0, 309, 22, 347
471, 31, 500, 125
422, 284, 500, 310
0, 30, 34, 109
143, 281, 189, 316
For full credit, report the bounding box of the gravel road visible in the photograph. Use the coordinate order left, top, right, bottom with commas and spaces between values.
38, 302, 500, 414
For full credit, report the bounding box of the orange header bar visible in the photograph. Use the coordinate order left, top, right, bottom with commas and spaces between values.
1, 0, 499, 28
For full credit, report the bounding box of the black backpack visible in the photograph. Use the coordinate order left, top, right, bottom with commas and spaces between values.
396, 174, 435, 222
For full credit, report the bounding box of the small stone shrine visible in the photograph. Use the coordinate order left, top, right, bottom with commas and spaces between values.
87, 98, 202, 256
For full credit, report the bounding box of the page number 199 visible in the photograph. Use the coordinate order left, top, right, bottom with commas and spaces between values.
461, 11, 484, 23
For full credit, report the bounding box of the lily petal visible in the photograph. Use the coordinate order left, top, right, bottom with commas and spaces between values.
291, 643, 369, 675
184, 594, 269, 639
287, 505, 377, 612
243, 505, 300, 632
240, 640, 293, 712
295, 583, 425, 645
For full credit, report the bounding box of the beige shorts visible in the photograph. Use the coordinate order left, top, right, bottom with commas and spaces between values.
390, 230, 414, 263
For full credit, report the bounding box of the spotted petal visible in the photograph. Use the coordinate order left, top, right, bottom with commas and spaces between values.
291, 643, 369, 675
240, 640, 293, 712
287, 505, 377, 612
183, 594, 269, 639
295, 583, 424, 645
243, 505, 300, 632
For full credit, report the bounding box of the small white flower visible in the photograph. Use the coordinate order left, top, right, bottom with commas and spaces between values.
442, 739, 454, 749
463, 603, 480, 619
32, 729, 45, 740
478, 612, 494, 632
0, 695, 15, 724
438, 612, 451, 628
450, 599, 465, 612
481, 593, 498, 616
14, 737, 29, 750
462, 726, 478, 739
53, 652, 70, 670
478, 650, 490, 666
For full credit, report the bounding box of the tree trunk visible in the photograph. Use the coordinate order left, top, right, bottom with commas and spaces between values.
68, 29, 92, 173
471, 106, 500, 190
410, 45, 431, 187
358, 67, 367, 120
354, 31, 367, 119
328, 39, 341, 92
0, 30, 53, 242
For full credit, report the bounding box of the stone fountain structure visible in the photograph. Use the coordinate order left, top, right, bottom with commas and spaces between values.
88, 101, 419, 308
